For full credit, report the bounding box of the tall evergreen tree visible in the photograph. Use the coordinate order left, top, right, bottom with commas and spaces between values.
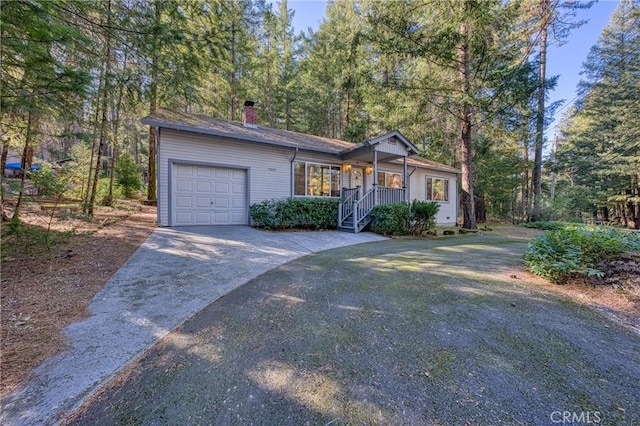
1, 0, 91, 220
519, 0, 593, 221
367, 0, 533, 228
558, 0, 640, 228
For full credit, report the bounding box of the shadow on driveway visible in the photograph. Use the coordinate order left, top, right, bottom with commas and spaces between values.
64, 236, 640, 425
0, 226, 385, 426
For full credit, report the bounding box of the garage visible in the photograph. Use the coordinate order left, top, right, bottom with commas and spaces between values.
172, 163, 247, 226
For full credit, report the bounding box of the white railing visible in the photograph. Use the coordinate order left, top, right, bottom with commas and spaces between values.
339, 186, 406, 232
353, 187, 375, 231
377, 186, 405, 205
339, 187, 360, 226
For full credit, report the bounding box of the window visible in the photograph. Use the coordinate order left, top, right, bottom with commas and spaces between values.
377, 172, 403, 189
294, 161, 341, 197
426, 177, 449, 202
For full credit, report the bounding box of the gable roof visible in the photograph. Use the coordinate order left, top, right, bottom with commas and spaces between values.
142, 109, 460, 174
142, 109, 353, 155
342, 130, 420, 157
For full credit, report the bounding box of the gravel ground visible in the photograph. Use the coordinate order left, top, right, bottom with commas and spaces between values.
64, 235, 640, 426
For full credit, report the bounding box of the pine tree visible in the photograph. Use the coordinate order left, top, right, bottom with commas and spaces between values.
1, 0, 91, 220
558, 0, 640, 228
366, 0, 534, 228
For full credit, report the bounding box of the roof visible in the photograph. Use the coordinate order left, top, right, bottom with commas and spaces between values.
342, 130, 420, 157
142, 109, 460, 174
404, 157, 460, 174
142, 109, 353, 155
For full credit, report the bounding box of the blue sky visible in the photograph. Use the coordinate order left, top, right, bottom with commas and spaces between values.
288, 0, 619, 140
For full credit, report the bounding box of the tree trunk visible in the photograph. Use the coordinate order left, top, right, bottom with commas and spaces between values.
107, 49, 127, 205
627, 201, 638, 230
133, 131, 139, 165
531, 0, 549, 222
458, 9, 476, 230
88, 0, 113, 216
475, 194, 487, 223
1, 141, 8, 176
13, 111, 35, 221
83, 51, 106, 211
522, 132, 530, 222
146, 2, 159, 202
230, 20, 237, 121
549, 134, 557, 219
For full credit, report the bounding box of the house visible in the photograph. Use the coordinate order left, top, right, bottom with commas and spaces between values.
142, 102, 460, 232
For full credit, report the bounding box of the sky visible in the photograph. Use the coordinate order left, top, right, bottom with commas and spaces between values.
288, 0, 620, 141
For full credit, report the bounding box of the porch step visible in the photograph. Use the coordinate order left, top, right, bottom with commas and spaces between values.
337, 218, 355, 233
337, 226, 357, 233
337, 216, 372, 233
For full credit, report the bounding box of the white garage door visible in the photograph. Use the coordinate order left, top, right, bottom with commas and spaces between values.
172, 163, 247, 226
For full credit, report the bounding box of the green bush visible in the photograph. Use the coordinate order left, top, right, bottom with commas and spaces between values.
115, 153, 142, 198
250, 198, 339, 230
97, 177, 124, 205
370, 201, 439, 236
523, 226, 640, 283
30, 166, 69, 197
411, 200, 440, 234
370, 203, 411, 235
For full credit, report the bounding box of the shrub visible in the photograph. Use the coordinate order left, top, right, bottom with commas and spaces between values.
370, 203, 411, 235
97, 177, 124, 205
410, 200, 440, 234
250, 198, 339, 230
458, 228, 478, 234
115, 153, 142, 198
30, 166, 69, 197
523, 226, 640, 283
370, 201, 440, 236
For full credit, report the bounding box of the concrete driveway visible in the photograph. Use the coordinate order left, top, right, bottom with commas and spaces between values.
0, 226, 386, 426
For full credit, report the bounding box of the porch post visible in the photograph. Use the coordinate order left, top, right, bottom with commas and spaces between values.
373, 150, 378, 205
403, 155, 408, 202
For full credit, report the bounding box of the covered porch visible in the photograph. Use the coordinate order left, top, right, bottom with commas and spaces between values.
337, 132, 419, 233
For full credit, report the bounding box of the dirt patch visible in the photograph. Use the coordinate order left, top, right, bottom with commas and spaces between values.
1, 202, 157, 396
505, 251, 640, 335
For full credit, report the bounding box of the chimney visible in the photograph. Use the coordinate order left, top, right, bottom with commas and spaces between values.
242, 100, 257, 128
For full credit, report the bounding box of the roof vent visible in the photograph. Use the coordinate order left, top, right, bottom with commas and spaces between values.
242, 100, 257, 128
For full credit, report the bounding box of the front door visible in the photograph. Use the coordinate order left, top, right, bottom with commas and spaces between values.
350, 168, 364, 195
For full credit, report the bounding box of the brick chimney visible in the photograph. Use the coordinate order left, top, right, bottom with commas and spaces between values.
242, 100, 257, 127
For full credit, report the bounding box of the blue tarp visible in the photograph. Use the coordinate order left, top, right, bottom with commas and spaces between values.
5, 162, 41, 171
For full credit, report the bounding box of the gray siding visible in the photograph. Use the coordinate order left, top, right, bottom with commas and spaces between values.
374, 137, 409, 156
159, 130, 289, 226
413, 169, 458, 225
157, 128, 458, 227
378, 163, 458, 225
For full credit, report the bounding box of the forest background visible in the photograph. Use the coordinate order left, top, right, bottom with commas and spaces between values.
2, 0, 639, 229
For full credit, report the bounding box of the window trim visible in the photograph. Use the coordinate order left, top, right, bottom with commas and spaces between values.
426, 176, 450, 203
294, 161, 342, 198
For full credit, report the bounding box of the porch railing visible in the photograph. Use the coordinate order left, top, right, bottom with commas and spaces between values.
377, 186, 405, 204
339, 186, 407, 232
338, 186, 360, 226
353, 187, 376, 232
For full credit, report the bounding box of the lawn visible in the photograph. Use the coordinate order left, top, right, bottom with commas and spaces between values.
64, 235, 640, 425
